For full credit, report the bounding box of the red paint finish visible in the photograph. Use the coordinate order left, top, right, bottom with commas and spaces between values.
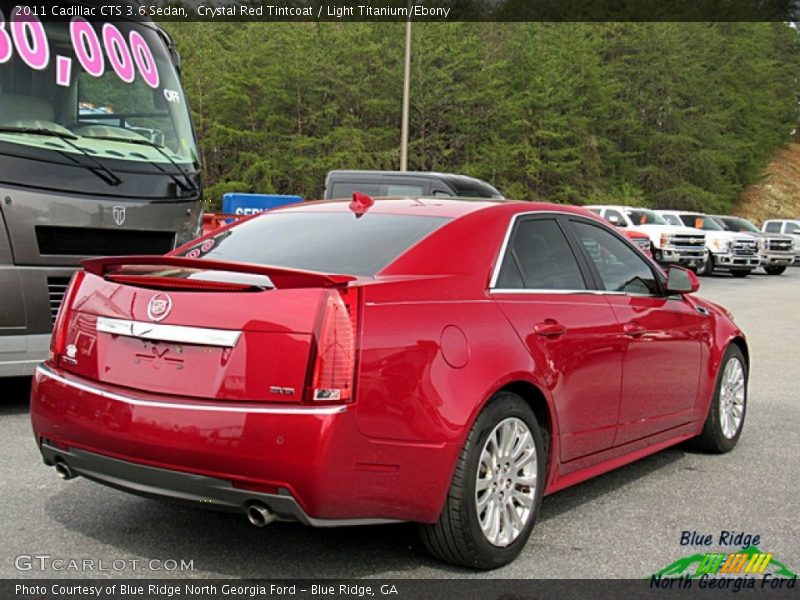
31, 198, 746, 524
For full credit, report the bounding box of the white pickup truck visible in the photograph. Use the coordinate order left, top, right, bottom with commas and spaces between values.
711, 215, 795, 275
585, 205, 707, 270
762, 219, 800, 265
657, 211, 759, 277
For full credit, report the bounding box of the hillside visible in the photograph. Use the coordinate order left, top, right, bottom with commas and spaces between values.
735, 144, 800, 222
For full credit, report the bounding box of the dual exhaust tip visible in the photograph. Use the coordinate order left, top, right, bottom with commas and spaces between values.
53, 458, 277, 528
245, 502, 277, 527
54, 459, 76, 481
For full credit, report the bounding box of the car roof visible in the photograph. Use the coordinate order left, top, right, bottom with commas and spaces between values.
273, 197, 599, 220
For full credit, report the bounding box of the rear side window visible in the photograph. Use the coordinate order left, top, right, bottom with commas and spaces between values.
604, 209, 626, 226
188, 212, 449, 276
495, 219, 586, 290
764, 222, 781, 233
661, 214, 683, 226
329, 182, 424, 199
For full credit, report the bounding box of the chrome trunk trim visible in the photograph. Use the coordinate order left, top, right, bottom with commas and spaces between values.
97, 317, 241, 348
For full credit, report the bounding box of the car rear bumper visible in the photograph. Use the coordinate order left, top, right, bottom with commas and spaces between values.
38, 441, 395, 527
31, 364, 454, 524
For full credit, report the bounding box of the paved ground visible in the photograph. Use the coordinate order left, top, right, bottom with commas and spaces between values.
2, 267, 798, 579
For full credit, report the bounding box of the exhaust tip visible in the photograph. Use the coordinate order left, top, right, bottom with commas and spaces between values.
246, 503, 277, 528
54, 460, 76, 481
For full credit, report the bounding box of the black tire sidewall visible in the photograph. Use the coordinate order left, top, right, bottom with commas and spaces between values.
457, 393, 546, 568
700, 255, 715, 276
705, 346, 748, 452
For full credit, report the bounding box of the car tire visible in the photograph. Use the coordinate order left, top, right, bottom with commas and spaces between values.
699, 255, 715, 276
730, 269, 750, 278
419, 392, 546, 569
764, 265, 786, 275
690, 345, 747, 454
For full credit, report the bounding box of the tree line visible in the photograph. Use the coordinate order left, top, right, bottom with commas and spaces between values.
164, 22, 800, 212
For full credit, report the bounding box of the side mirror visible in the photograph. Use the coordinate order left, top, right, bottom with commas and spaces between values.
666, 267, 699, 294
607, 215, 622, 226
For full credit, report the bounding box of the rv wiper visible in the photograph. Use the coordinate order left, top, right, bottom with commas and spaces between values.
81, 135, 199, 195
0, 125, 79, 139
0, 126, 123, 186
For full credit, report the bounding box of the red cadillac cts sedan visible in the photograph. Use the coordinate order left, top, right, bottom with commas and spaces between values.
31, 198, 748, 569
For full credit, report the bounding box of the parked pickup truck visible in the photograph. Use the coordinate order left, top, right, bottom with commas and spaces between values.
622, 229, 653, 257
762, 219, 800, 265
710, 215, 795, 275
585, 205, 706, 269
657, 211, 759, 277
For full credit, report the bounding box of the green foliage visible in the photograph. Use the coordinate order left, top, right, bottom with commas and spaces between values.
164, 22, 800, 212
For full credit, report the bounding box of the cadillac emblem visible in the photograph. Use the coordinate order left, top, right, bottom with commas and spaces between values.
147, 293, 172, 322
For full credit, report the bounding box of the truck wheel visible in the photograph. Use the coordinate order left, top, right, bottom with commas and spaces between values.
730, 269, 750, 278
690, 345, 747, 454
764, 265, 786, 275
419, 392, 545, 569
699, 255, 715, 276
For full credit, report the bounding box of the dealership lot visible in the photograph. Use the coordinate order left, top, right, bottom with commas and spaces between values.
3, 269, 798, 579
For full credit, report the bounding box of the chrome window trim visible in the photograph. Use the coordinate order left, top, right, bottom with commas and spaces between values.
489, 288, 627, 296
488, 210, 590, 290
97, 317, 241, 348
488, 210, 664, 299
36, 365, 347, 415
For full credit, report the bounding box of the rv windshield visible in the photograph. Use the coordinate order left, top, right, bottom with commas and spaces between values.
0, 10, 197, 166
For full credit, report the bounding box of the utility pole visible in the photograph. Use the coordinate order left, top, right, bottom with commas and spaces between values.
399, 3, 412, 171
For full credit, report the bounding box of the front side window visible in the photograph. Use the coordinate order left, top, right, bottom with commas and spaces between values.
495, 219, 586, 290
0, 12, 197, 165
785, 222, 800, 235
571, 221, 660, 295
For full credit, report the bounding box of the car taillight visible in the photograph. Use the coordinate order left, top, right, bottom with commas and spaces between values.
306, 288, 358, 403
49, 271, 85, 364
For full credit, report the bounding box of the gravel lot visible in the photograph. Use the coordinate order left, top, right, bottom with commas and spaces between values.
3, 268, 798, 579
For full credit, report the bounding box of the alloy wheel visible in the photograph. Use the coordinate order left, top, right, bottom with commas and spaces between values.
475, 417, 537, 547
719, 357, 746, 439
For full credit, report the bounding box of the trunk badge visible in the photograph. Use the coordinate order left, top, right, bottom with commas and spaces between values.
147, 293, 173, 321
112, 206, 127, 226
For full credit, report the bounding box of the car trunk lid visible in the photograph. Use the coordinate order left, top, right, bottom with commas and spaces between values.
55, 256, 358, 403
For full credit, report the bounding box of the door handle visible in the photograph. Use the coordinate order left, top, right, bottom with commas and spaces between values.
623, 321, 647, 337
534, 320, 567, 338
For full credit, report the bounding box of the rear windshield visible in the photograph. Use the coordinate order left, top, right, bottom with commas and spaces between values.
184, 211, 450, 276
625, 209, 667, 225
679, 214, 723, 231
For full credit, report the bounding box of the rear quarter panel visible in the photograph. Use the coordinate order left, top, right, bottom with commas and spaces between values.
353, 206, 561, 516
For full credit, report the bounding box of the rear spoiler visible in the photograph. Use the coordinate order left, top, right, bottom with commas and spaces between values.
81, 256, 357, 289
